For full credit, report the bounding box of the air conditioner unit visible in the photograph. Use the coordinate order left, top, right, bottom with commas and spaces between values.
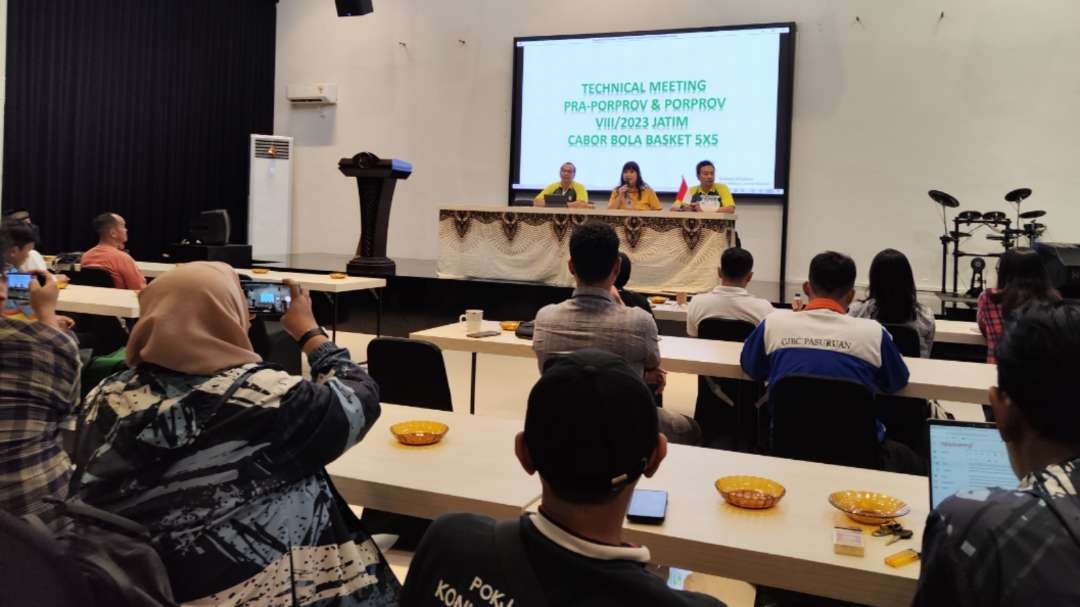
248, 135, 293, 259
287, 83, 338, 105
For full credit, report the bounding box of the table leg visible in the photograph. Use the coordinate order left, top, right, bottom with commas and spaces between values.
331, 293, 339, 342
470, 352, 477, 415
376, 288, 383, 336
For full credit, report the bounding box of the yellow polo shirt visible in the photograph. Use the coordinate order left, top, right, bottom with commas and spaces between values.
534, 181, 588, 204
607, 186, 661, 211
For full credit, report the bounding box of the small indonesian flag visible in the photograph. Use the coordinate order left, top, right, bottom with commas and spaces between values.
675, 176, 688, 203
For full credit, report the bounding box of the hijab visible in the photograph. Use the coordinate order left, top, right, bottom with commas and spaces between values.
126, 261, 261, 375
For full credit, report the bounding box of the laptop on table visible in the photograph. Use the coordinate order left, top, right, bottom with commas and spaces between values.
928, 419, 1018, 509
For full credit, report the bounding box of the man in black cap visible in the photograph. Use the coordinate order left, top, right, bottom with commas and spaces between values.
400, 349, 724, 607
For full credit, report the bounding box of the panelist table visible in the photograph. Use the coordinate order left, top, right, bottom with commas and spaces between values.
653, 302, 987, 346
626, 444, 927, 607
327, 403, 538, 520
136, 261, 387, 337
437, 205, 736, 293
410, 321, 997, 412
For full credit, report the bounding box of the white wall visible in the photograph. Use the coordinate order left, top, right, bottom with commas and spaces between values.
275, 0, 1080, 290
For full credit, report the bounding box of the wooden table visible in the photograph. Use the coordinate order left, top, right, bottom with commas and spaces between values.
625, 444, 927, 607
136, 261, 387, 336
410, 321, 997, 409
57, 284, 140, 318
326, 404, 539, 520
653, 302, 986, 347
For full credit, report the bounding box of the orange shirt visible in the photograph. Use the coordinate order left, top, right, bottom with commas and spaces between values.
81, 244, 147, 290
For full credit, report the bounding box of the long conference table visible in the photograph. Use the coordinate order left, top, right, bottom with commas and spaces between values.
58, 262, 386, 338
652, 301, 987, 347
410, 321, 997, 412
329, 403, 928, 607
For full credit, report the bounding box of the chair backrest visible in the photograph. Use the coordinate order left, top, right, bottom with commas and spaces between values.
0, 510, 95, 607
70, 266, 116, 288
367, 337, 453, 411
882, 323, 921, 357
698, 317, 757, 342
768, 374, 882, 470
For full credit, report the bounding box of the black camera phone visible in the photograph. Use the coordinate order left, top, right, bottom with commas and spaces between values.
241, 281, 292, 318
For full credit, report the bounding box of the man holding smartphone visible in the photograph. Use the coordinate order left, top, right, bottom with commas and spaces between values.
400, 350, 725, 607
0, 254, 82, 528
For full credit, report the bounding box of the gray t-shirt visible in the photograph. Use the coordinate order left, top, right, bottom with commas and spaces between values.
848, 298, 936, 358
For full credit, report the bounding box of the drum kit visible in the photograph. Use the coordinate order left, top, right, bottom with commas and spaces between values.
930, 188, 1049, 296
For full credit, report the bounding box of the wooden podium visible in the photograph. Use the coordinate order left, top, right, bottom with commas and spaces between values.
338, 154, 412, 276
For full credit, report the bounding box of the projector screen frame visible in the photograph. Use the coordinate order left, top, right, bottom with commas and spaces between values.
508, 21, 797, 302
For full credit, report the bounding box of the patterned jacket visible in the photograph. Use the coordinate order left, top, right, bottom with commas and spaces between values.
73, 342, 401, 606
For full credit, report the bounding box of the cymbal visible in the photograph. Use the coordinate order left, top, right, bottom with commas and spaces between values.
1019, 209, 1046, 219
983, 211, 1007, 222
956, 211, 982, 221
1004, 188, 1032, 203
929, 190, 960, 208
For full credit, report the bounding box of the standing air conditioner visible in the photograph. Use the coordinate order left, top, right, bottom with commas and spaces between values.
248, 134, 293, 259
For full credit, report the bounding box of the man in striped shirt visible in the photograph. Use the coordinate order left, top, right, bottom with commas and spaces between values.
0, 257, 81, 528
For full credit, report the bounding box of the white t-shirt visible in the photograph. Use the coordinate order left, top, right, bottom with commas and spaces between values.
686, 285, 775, 336
18, 249, 48, 273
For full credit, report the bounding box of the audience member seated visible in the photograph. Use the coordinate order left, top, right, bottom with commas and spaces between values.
740, 251, 917, 469
1, 210, 47, 272
686, 247, 774, 337
614, 252, 653, 317
977, 248, 1060, 363
0, 263, 80, 529
914, 303, 1080, 605
849, 248, 935, 357
533, 221, 699, 445
80, 212, 147, 290
1, 219, 39, 274
71, 262, 400, 605
401, 349, 725, 607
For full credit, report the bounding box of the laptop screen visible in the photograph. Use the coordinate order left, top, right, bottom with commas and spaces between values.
928, 421, 1017, 509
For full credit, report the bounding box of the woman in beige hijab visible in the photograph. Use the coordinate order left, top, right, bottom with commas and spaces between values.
73, 262, 401, 606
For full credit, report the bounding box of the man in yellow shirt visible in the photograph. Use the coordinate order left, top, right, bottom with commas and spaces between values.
533, 162, 590, 207
674, 160, 735, 213
607, 161, 661, 211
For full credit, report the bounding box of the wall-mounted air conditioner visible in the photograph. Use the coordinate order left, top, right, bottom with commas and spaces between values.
287, 83, 338, 105
248, 135, 293, 259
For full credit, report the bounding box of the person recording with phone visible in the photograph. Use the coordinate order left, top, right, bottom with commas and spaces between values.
71, 261, 402, 605
401, 349, 724, 607
607, 161, 661, 211
0, 233, 81, 528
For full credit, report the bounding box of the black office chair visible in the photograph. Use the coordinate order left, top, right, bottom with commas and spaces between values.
367, 337, 453, 411
66, 266, 129, 355
882, 323, 921, 358
694, 318, 762, 450
360, 337, 454, 549
68, 266, 116, 288
0, 510, 96, 607
768, 374, 884, 470
879, 323, 932, 464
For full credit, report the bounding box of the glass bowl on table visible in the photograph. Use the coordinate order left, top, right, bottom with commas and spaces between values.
715, 476, 786, 509
828, 490, 910, 525
390, 420, 449, 446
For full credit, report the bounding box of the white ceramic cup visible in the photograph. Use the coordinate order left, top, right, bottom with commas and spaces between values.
459, 309, 483, 334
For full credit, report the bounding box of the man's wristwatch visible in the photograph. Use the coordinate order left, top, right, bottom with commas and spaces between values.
296, 327, 328, 350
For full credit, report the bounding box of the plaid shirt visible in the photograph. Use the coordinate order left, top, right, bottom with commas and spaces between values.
0, 316, 81, 527
976, 289, 1005, 363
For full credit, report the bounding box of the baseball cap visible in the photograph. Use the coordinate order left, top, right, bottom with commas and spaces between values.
525, 349, 659, 502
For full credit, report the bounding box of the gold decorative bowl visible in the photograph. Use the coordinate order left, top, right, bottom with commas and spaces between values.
390, 420, 449, 446
648, 295, 668, 305
828, 490, 910, 525
329, 272, 347, 279
715, 476, 786, 509
251, 268, 269, 274
499, 320, 521, 331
